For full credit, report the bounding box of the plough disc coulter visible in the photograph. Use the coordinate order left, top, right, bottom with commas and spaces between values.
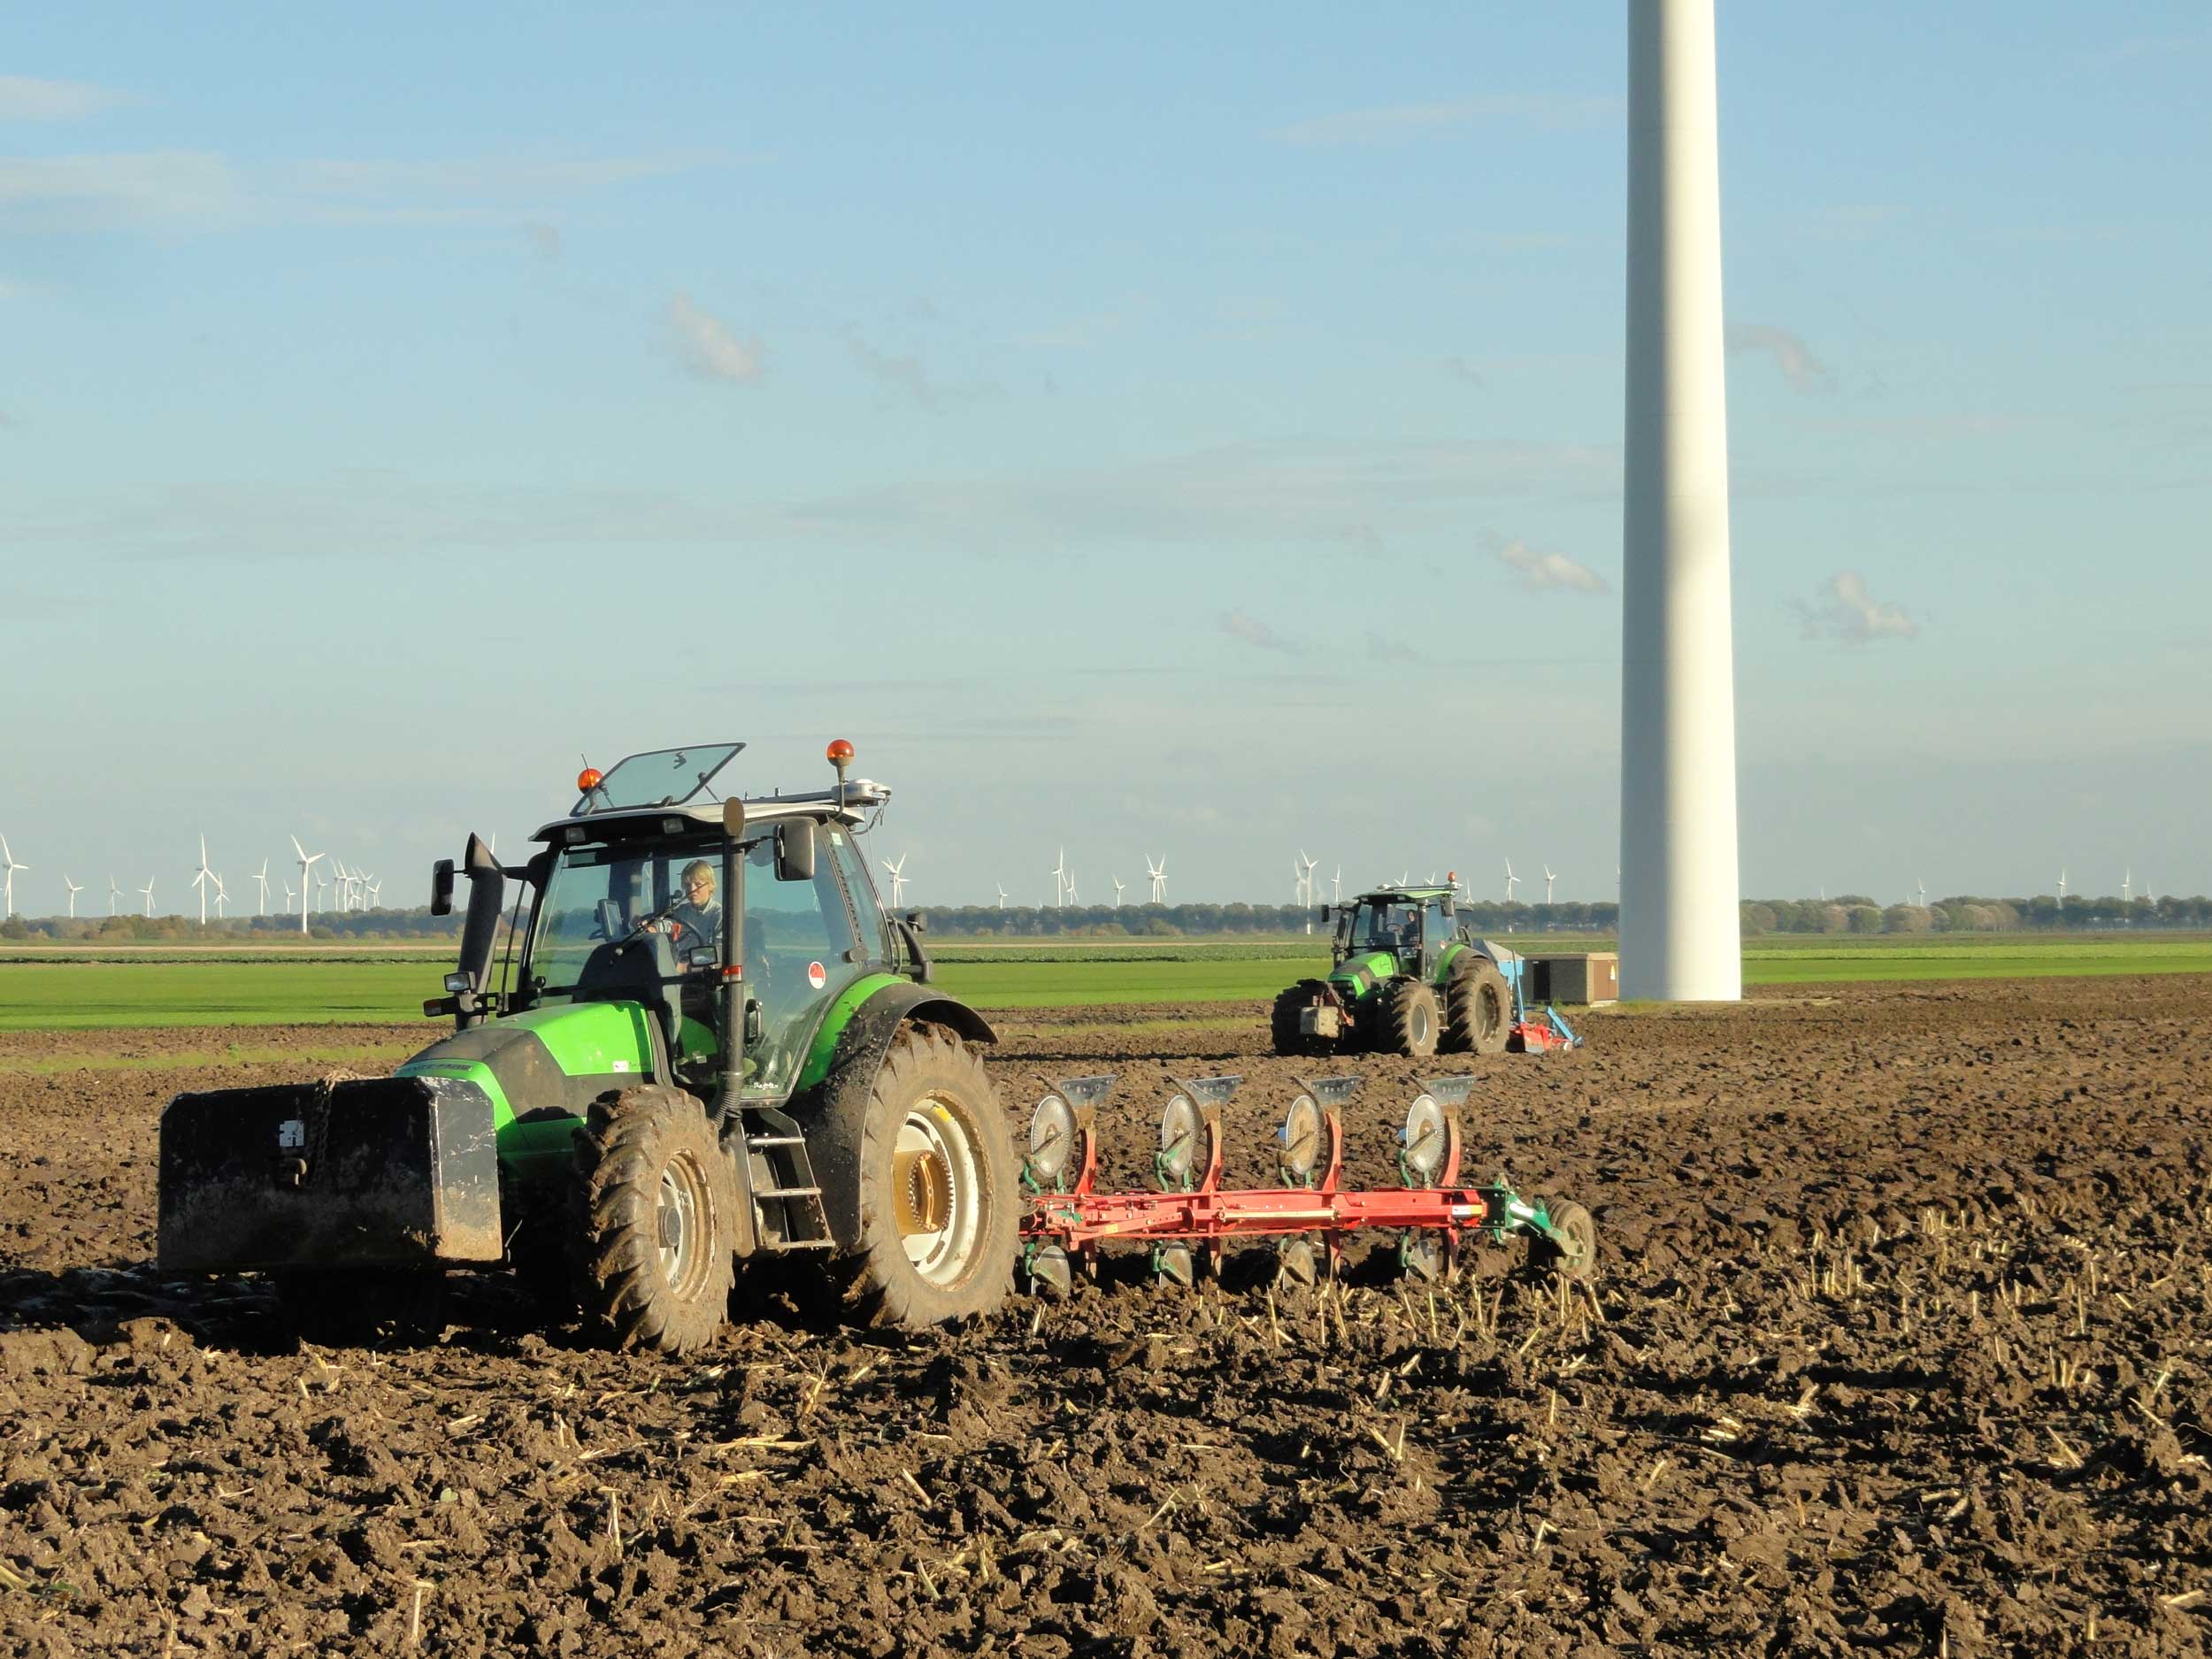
1018, 1073, 1596, 1294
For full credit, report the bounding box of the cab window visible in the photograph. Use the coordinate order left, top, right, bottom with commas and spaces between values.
742, 835, 864, 1097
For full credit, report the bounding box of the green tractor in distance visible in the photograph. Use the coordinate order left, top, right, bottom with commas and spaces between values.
157, 740, 1021, 1354
1271, 885, 1517, 1059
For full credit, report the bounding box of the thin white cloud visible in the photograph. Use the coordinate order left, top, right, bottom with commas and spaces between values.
668, 293, 765, 384
846, 334, 936, 409
0, 149, 733, 232
1497, 538, 1606, 595
0, 151, 244, 227
1275, 95, 1618, 147
1726, 323, 1832, 393
0, 76, 127, 122
1220, 611, 1305, 656
10, 436, 1617, 564
1798, 572, 1916, 645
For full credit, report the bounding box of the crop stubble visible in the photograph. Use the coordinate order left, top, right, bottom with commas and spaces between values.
2, 975, 2208, 1655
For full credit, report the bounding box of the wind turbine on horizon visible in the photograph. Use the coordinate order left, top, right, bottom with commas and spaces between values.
212, 872, 230, 920
0, 835, 27, 919
62, 875, 82, 919
107, 876, 121, 917
254, 857, 271, 917
140, 875, 156, 918
1543, 864, 1557, 905
2123, 867, 2132, 904
290, 834, 324, 935
995, 883, 1009, 910
2057, 866, 2069, 901
1503, 858, 1520, 904
1146, 856, 1167, 904
1051, 849, 1068, 909
882, 852, 909, 908
1111, 875, 1125, 908
191, 835, 215, 926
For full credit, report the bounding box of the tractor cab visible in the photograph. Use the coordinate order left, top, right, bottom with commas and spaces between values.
1335, 886, 1459, 980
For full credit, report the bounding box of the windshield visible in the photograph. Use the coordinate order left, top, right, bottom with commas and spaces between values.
1352, 900, 1423, 953
526, 838, 707, 998
578, 742, 743, 813
522, 830, 870, 1099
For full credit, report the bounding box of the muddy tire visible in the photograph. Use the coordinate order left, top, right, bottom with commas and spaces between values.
1532, 1199, 1598, 1284
572, 1086, 738, 1355
1377, 979, 1441, 1058
1448, 960, 1514, 1056
1271, 986, 1318, 1056
828, 1026, 1019, 1330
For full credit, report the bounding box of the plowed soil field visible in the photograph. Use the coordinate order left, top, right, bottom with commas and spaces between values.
4, 976, 2210, 1657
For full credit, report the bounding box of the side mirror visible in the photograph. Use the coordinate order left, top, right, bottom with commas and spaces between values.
775, 819, 817, 882
905, 910, 927, 933
430, 859, 457, 917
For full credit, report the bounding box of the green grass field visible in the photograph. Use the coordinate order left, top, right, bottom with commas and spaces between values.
0, 935, 2203, 1032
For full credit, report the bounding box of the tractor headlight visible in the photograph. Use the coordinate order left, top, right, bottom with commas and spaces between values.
442, 972, 472, 995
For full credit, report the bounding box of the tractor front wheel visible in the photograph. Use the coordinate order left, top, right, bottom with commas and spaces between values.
832, 1026, 1020, 1329
1377, 979, 1441, 1057
572, 1086, 739, 1355
1448, 960, 1514, 1056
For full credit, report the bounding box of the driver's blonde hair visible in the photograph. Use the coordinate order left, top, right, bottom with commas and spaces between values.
680, 859, 717, 893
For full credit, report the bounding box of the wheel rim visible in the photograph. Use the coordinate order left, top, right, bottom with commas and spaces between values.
896, 1095, 987, 1287
657, 1151, 712, 1297
1411, 1001, 1432, 1048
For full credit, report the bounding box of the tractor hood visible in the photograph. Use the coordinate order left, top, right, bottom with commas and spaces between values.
394, 1001, 657, 1131
1327, 950, 1400, 995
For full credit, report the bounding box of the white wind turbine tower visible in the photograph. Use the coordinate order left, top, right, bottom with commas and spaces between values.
995, 883, 1009, 910
253, 857, 270, 917
2056, 866, 2068, 900
212, 873, 230, 920
63, 875, 82, 919
1146, 856, 1167, 904
1051, 848, 1068, 908
107, 875, 122, 916
1065, 865, 1079, 906
1332, 865, 1342, 904
191, 835, 215, 925
1298, 850, 1319, 933
366, 876, 381, 910
1503, 858, 1520, 903
290, 834, 324, 935
2122, 868, 2131, 904
1915, 878, 1928, 909
1111, 876, 1125, 908
882, 853, 909, 908
0, 835, 27, 919
1618, 0, 1743, 1002
1543, 865, 1557, 905
283, 881, 296, 910
140, 875, 157, 918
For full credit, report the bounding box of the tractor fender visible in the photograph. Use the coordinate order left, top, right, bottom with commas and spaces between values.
787, 980, 998, 1251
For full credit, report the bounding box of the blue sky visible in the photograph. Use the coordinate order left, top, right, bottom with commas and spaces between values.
4, 4, 2208, 916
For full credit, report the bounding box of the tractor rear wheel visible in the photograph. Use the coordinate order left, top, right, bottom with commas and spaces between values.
572, 1086, 739, 1355
1271, 986, 1317, 1056
831, 1026, 1019, 1329
1377, 979, 1441, 1057
1448, 960, 1514, 1056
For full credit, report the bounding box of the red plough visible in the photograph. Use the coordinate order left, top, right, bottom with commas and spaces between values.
1018, 1074, 1596, 1294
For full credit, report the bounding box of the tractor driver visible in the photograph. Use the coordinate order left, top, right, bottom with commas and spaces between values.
647, 859, 723, 961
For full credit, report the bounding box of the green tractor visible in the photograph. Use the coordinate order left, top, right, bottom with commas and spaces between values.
1271, 885, 1520, 1059
157, 740, 1021, 1352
